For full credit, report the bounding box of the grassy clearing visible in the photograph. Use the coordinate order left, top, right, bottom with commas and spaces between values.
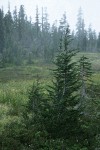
0, 52, 100, 82
92, 73, 100, 84
0, 52, 100, 105
0, 52, 100, 134
0, 61, 47, 130
76, 52, 100, 72
0, 66, 50, 83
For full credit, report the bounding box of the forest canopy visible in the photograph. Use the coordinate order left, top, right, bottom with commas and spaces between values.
0, 5, 100, 67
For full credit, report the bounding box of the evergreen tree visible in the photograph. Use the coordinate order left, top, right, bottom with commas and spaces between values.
35, 6, 40, 37
82, 30, 87, 51
41, 7, 51, 61
79, 55, 92, 106
76, 7, 83, 50
0, 9, 5, 66
3, 9, 14, 63
76, 7, 87, 51
18, 5, 25, 41
42, 7, 50, 33
48, 27, 81, 142
0, 9, 5, 54
92, 30, 97, 51
97, 32, 100, 51
33, 6, 41, 58
87, 24, 95, 51
13, 6, 18, 40
59, 12, 67, 36
51, 20, 59, 59
79, 56, 98, 149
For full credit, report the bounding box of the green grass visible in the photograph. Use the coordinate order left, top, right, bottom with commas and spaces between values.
0, 52, 100, 106
0, 63, 52, 132
76, 52, 100, 71
92, 73, 100, 84
0, 52, 100, 135
0, 52, 100, 82
0, 64, 53, 82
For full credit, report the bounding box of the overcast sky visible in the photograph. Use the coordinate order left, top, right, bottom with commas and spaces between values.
0, 0, 100, 33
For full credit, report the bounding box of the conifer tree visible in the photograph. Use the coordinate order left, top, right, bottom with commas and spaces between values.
79, 55, 92, 104
3, 9, 14, 64
0, 9, 5, 66
0, 9, 5, 55
78, 55, 98, 149
48, 26, 81, 141
97, 32, 100, 51
18, 5, 25, 41
13, 6, 18, 40
28, 81, 43, 115
59, 12, 67, 36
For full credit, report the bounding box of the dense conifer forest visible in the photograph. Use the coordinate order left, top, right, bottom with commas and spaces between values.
0, 5, 100, 150
0, 5, 100, 67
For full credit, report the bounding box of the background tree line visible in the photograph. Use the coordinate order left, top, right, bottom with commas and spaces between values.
0, 5, 100, 67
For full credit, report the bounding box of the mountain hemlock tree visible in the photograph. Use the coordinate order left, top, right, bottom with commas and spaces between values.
76, 7, 87, 51
13, 6, 18, 41
41, 7, 51, 61
33, 6, 41, 58
79, 55, 92, 105
78, 55, 99, 149
35, 6, 40, 37
18, 5, 25, 41
0, 9, 4, 53
76, 7, 83, 50
48, 26, 82, 142
59, 11, 67, 35
97, 32, 100, 51
87, 24, 96, 52
0, 9, 5, 66
51, 20, 59, 59
4, 9, 14, 64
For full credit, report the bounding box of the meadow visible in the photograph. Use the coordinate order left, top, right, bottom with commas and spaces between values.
0, 52, 100, 143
